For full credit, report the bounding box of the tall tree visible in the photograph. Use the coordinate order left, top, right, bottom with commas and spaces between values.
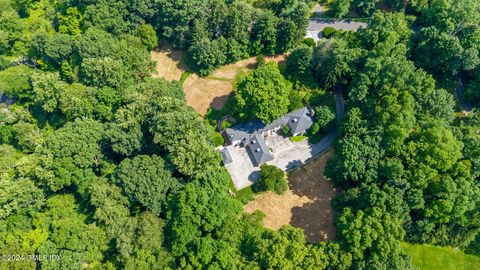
115, 155, 179, 215
235, 62, 291, 122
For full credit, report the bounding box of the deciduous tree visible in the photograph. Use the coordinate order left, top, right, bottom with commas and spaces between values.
235, 62, 291, 122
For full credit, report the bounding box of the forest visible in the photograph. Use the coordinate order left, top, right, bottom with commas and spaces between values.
0, 0, 479, 269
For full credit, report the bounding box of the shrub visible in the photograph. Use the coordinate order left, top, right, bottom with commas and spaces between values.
221, 120, 233, 130
315, 105, 336, 131
179, 71, 191, 84
257, 164, 287, 195
290, 136, 307, 142
211, 131, 224, 146
310, 123, 320, 135
303, 38, 315, 47
323, 27, 336, 38
256, 54, 266, 67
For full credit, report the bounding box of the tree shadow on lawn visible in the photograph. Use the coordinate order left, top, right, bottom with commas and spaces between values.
209, 94, 231, 112
155, 40, 190, 71
206, 92, 237, 124
287, 150, 338, 243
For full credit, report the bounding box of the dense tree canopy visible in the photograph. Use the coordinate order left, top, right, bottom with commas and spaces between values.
154, 0, 310, 75
235, 62, 292, 122
410, 0, 480, 78
1, 0, 479, 269
115, 155, 179, 215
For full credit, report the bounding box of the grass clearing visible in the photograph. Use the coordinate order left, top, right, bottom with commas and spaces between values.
244, 189, 312, 230
401, 242, 480, 270
150, 42, 187, 81
183, 74, 234, 116
234, 186, 256, 204
150, 45, 287, 117
228, 178, 258, 204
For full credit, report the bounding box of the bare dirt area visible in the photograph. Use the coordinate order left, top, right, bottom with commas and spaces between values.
150, 43, 186, 81
243, 149, 338, 243
183, 54, 286, 116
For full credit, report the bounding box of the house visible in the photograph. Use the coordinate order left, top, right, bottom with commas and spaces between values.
219, 148, 233, 165
246, 134, 274, 166
285, 107, 314, 136
221, 107, 314, 167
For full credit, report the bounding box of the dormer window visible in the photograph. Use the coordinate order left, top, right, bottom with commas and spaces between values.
255, 148, 260, 152
252, 140, 257, 144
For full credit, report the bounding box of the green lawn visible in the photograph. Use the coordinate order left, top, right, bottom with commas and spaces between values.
234, 186, 255, 204
402, 242, 480, 270
290, 135, 307, 142
228, 178, 256, 204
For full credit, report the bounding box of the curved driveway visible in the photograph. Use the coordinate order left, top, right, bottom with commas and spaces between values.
286, 86, 345, 172
456, 75, 473, 112
309, 86, 344, 153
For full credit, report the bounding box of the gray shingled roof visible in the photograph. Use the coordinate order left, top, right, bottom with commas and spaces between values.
225, 128, 249, 144
246, 134, 273, 166
225, 107, 313, 145
286, 107, 314, 135
220, 148, 233, 164
225, 119, 266, 144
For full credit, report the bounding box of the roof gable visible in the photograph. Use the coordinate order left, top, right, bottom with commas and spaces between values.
246, 134, 273, 166
286, 108, 314, 134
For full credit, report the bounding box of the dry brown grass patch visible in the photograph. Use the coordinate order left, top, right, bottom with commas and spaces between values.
150, 45, 287, 116
183, 54, 287, 116
150, 42, 186, 81
243, 149, 338, 243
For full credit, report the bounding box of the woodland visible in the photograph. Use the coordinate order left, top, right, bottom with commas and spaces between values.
0, 0, 479, 269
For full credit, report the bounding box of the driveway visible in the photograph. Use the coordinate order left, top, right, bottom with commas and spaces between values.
456, 75, 473, 112
266, 134, 311, 171
223, 145, 261, 190
306, 19, 367, 42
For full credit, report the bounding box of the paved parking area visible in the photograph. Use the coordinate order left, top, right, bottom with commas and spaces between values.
267, 136, 311, 171
223, 133, 318, 190
222, 145, 261, 190
266, 134, 295, 154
